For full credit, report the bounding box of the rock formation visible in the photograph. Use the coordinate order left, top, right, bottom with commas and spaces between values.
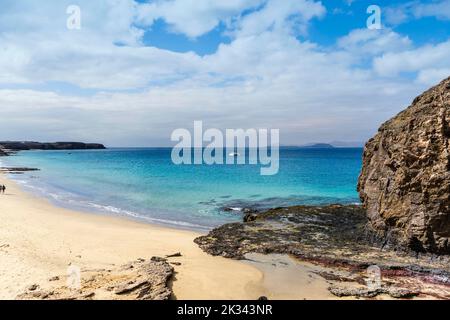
17, 257, 174, 300
358, 77, 450, 254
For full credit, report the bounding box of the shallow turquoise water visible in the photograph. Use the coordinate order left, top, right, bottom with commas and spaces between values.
1, 147, 362, 230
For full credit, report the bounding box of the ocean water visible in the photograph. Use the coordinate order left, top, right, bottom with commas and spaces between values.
1, 148, 362, 230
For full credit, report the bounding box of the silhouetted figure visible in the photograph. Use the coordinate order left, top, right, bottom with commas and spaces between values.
1, 185, 5, 194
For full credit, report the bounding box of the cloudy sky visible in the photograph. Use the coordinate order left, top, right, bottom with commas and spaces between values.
0, 0, 449, 146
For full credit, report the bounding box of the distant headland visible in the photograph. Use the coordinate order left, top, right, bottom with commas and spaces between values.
300, 143, 335, 148
282, 142, 364, 148
0, 141, 106, 156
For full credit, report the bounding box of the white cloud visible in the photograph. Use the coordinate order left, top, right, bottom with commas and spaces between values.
0, 0, 449, 146
136, 0, 326, 38
416, 68, 450, 84
136, 0, 266, 38
385, 0, 450, 26
413, 0, 450, 20
0, 71, 418, 147
0, 0, 327, 90
337, 28, 412, 56
373, 40, 450, 80
229, 0, 326, 37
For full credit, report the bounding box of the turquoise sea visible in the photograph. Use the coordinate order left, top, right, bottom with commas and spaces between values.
0, 148, 363, 230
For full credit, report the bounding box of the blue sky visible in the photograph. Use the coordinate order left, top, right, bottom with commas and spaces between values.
141, 0, 450, 53
142, 19, 231, 55
0, 0, 449, 146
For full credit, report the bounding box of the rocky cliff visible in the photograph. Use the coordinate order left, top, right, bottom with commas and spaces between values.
358, 77, 450, 254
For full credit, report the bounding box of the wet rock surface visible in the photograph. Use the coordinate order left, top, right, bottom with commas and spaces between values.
195, 204, 450, 299
358, 76, 450, 254
17, 257, 174, 300
0, 167, 40, 174
196, 204, 369, 260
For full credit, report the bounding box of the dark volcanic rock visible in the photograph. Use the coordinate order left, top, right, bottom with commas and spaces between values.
0, 167, 40, 173
0, 141, 106, 151
196, 204, 368, 260
358, 77, 450, 254
221, 206, 259, 215
194, 204, 450, 298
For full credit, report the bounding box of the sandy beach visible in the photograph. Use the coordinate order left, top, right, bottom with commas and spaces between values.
0, 173, 334, 300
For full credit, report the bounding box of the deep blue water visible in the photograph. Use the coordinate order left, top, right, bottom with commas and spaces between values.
1, 148, 363, 230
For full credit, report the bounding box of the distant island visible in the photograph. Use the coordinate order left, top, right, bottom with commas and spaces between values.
282, 142, 364, 148
300, 143, 335, 148
0, 141, 106, 155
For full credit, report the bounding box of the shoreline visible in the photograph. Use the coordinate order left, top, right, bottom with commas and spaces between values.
0, 157, 217, 233
0, 148, 362, 233
5, 173, 212, 233
0, 172, 336, 300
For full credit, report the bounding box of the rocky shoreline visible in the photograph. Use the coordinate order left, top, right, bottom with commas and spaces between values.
0, 167, 40, 174
195, 204, 450, 299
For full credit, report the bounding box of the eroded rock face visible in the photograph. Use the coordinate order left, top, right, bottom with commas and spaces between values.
358, 77, 450, 254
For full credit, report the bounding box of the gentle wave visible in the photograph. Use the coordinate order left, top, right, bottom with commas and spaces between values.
9, 175, 210, 231
2, 148, 363, 230
85, 202, 209, 230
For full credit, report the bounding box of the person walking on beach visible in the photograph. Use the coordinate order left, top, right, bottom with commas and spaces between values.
1, 185, 5, 194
